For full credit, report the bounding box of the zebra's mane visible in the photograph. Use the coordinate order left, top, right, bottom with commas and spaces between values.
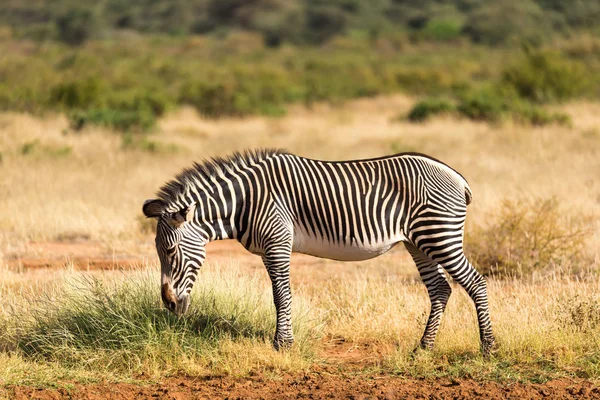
156, 148, 289, 209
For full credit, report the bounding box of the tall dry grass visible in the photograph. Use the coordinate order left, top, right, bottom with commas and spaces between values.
1, 257, 600, 384
0, 96, 598, 256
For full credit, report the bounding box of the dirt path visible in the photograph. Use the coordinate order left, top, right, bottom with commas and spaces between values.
9, 375, 600, 400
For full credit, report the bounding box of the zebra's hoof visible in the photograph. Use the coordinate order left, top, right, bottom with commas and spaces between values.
410, 342, 433, 358
273, 337, 294, 351
482, 339, 498, 358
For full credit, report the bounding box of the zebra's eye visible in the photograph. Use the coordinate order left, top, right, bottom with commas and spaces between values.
166, 246, 177, 257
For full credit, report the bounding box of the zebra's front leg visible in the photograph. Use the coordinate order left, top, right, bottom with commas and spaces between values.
405, 243, 452, 350
262, 252, 294, 351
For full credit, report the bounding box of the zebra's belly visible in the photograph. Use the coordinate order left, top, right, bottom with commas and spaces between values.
292, 229, 406, 261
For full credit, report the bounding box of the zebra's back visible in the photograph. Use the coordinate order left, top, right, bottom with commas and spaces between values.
259, 153, 471, 261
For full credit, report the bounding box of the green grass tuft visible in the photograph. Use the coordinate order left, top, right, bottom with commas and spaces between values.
0, 265, 320, 381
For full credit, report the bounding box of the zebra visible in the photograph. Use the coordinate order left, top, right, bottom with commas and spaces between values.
143, 149, 495, 355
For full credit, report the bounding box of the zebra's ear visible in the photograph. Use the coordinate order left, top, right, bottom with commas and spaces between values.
143, 199, 166, 219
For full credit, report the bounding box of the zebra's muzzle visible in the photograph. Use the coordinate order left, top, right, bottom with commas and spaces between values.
161, 283, 190, 316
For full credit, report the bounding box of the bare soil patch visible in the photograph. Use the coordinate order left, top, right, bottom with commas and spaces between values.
2, 239, 415, 285
9, 375, 600, 400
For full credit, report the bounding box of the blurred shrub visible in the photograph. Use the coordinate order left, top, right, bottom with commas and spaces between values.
394, 68, 455, 95
465, 197, 592, 277
462, 0, 550, 46
557, 295, 600, 333
560, 34, 600, 59
65, 89, 171, 132
56, 8, 97, 46
457, 89, 508, 122
418, 19, 463, 42
69, 107, 155, 132
404, 91, 571, 126
21, 140, 40, 155
180, 80, 249, 118
510, 103, 572, 126
406, 98, 456, 122
502, 49, 588, 103
50, 78, 104, 109
304, 6, 347, 44
121, 134, 180, 153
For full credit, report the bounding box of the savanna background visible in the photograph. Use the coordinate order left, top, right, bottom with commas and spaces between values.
1, 1, 600, 398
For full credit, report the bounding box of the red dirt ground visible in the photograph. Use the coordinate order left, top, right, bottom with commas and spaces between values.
4, 240, 600, 399
9, 375, 600, 400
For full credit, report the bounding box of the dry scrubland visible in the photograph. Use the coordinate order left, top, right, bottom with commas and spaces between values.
1, 96, 600, 391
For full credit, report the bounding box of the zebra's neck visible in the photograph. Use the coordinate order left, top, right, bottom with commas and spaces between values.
188, 168, 247, 242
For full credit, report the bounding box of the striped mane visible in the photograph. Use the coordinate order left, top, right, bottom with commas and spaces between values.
156, 148, 289, 211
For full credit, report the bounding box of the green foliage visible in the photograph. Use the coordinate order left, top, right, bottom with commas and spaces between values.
180, 81, 250, 118
62, 88, 171, 132
121, 134, 180, 153
0, 27, 598, 124
50, 78, 104, 109
465, 197, 592, 277
502, 49, 588, 103
69, 107, 155, 132
457, 89, 508, 122
1, 0, 598, 47
407, 98, 456, 122
19, 140, 72, 158
462, 0, 551, 46
510, 103, 572, 126
418, 18, 463, 42
394, 69, 456, 95
55, 8, 97, 46
405, 90, 571, 126
304, 6, 347, 44
20, 140, 40, 155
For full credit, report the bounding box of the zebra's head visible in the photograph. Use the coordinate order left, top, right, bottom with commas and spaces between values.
143, 198, 206, 316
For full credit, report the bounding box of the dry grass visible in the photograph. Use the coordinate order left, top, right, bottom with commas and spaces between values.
1, 257, 600, 384
1, 96, 600, 385
0, 96, 598, 252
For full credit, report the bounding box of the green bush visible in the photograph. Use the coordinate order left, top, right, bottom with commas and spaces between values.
502, 49, 588, 103
406, 98, 456, 122
50, 78, 105, 110
511, 103, 572, 126
55, 8, 97, 46
69, 107, 155, 132
180, 80, 248, 118
457, 89, 508, 122
418, 19, 463, 42
395, 68, 455, 95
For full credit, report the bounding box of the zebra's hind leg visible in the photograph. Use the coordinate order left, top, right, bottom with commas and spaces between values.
429, 251, 496, 356
262, 250, 294, 351
404, 242, 452, 351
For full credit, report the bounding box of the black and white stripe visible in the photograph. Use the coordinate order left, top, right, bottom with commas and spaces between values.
143, 149, 495, 354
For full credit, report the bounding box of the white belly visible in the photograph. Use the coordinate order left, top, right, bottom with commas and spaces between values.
292, 228, 406, 261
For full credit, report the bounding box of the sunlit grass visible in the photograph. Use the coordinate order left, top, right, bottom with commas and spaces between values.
0, 262, 320, 384
2, 260, 600, 385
